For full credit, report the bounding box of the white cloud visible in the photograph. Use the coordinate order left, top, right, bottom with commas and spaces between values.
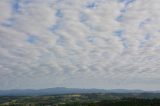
0, 0, 160, 90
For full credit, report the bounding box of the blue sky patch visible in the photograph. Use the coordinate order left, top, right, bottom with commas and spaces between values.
49, 21, 63, 33
144, 33, 151, 40
139, 18, 151, 28
1, 18, 15, 27
12, 0, 20, 14
79, 13, 88, 23
114, 29, 124, 38
116, 14, 124, 22
55, 9, 63, 18
122, 40, 128, 48
27, 35, 38, 44
118, 0, 136, 6
114, 30, 128, 48
56, 35, 67, 46
139, 34, 151, 48
86, 2, 97, 9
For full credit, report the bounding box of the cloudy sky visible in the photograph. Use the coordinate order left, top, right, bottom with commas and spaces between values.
0, 0, 160, 90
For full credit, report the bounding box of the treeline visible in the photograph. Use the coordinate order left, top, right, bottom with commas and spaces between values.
65, 98, 160, 106
1, 94, 160, 106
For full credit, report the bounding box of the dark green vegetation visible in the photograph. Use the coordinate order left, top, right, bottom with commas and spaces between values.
0, 93, 160, 106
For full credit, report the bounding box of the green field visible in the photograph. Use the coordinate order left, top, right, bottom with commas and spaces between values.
0, 93, 160, 106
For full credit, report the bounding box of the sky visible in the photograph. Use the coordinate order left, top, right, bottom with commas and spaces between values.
0, 0, 160, 90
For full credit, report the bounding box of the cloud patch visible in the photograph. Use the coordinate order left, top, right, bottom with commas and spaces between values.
0, 0, 160, 90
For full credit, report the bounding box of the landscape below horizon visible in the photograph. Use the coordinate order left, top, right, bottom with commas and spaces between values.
0, 90, 160, 106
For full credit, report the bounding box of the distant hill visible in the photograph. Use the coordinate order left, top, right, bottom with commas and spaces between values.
0, 87, 158, 96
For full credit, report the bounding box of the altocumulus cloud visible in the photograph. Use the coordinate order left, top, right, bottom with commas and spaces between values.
0, 0, 160, 90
